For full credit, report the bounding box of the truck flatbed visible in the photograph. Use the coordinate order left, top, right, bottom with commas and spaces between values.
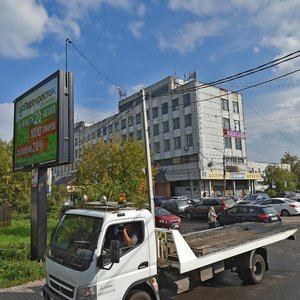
156, 222, 297, 273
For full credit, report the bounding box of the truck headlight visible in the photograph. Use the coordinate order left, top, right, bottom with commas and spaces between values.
77, 285, 97, 299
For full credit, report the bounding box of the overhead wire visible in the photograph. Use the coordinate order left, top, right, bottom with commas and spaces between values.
66, 41, 300, 149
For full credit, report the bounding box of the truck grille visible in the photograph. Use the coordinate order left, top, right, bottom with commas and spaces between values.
49, 274, 74, 299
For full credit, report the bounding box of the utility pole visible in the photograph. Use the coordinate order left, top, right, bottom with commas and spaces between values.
141, 89, 155, 216
223, 154, 226, 196
214, 148, 226, 196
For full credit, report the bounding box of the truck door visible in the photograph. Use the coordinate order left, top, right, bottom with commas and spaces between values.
96, 220, 153, 299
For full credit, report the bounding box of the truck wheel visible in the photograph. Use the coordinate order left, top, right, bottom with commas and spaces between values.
186, 212, 193, 220
127, 289, 151, 300
281, 209, 290, 216
239, 254, 266, 284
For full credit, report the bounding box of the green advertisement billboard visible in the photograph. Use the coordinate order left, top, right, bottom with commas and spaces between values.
13, 70, 74, 171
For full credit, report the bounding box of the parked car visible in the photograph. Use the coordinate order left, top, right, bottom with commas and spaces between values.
161, 199, 190, 217
259, 198, 300, 216
217, 204, 281, 226
185, 197, 236, 220
170, 195, 189, 201
242, 193, 270, 204
154, 196, 169, 207
154, 207, 181, 229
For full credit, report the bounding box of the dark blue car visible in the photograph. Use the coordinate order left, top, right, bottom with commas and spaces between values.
217, 204, 281, 226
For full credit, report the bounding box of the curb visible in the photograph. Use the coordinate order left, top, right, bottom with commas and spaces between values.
0, 279, 45, 299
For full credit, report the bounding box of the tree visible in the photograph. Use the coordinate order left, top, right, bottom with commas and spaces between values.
281, 152, 300, 188
0, 139, 31, 214
263, 165, 298, 196
48, 184, 69, 217
76, 135, 157, 207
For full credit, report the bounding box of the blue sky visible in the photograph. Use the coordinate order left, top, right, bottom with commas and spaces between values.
1, 0, 300, 163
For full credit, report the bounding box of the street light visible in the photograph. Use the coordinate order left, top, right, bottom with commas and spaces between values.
214, 148, 226, 196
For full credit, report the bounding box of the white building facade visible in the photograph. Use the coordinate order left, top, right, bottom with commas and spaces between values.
53, 75, 262, 198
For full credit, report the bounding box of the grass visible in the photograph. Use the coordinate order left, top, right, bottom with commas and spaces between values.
0, 215, 58, 289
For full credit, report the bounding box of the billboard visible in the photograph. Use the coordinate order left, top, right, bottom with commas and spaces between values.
13, 70, 74, 171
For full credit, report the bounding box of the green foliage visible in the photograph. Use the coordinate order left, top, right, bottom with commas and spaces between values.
263, 165, 298, 193
47, 184, 69, 217
0, 216, 58, 288
76, 135, 157, 207
0, 139, 31, 214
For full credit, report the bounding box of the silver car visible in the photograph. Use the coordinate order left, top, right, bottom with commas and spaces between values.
260, 198, 300, 216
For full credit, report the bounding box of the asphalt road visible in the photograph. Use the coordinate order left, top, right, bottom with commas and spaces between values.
161, 216, 300, 300
1, 216, 299, 300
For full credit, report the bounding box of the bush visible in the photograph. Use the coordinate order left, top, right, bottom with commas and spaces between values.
0, 215, 58, 288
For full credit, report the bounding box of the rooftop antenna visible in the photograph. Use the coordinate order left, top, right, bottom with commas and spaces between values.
118, 86, 127, 101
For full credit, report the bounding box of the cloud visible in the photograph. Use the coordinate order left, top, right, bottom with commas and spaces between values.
159, 20, 227, 53
137, 3, 146, 17
0, 0, 139, 59
167, 0, 260, 16
0, 102, 14, 142
75, 104, 116, 124
129, 21, 144, 39
0, 0, 48, 58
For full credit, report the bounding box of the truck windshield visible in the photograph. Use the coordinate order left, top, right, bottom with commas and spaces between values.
48, 214, 103, 271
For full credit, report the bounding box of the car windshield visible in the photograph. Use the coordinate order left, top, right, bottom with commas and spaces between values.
247, 195, 258, 201
262, 207, 278, 215
177, 200, 188, 207
49, 214, 103, 270
224, 198, 235, 205
156, 208, 171, 216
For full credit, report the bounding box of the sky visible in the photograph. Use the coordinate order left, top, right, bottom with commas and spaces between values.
1, 0, 300, 163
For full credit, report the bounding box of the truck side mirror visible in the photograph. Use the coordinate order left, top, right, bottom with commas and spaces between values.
110, 240, 120, 263
98, 240, 121, 270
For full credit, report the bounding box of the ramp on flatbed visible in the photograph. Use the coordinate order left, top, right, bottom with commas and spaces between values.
183, 222, 297, 256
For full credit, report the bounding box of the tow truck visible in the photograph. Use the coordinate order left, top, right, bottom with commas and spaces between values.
42, 204, 297, 299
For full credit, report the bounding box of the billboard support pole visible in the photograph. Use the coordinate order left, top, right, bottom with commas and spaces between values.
30, 167, 48, 260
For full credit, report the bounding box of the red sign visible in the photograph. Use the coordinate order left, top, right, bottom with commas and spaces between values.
223, 129, 245, 139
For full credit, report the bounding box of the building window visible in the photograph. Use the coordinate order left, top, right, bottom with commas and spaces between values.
235, 138, 242, 150
115, 122, 119, 131
186, 134, 193, 147
162, 102, 168, 115
136, 113, 141, 125
136, 129, 142, 140
163, 120, 169, 133
103, 126, 107, 135
153, 124, 159, 136
97, 128, 101, 137
233, 101, 239, 113
121, 119, 126, 129
75, 149, 79, 158
174, 136, 181, 150
173, 118, 180, 130
154, 142, 160, 153
183, 93, 191, 107
147, 110, 149, 120
224, 137, 232, 149
152, 107, 158, 119
223, 118, 230, 129
108, 124, 113, 134
129, 132, 134, 138
234, 120, 240, 131
184, 114, 192, 127
221, 98, 229, 111
164, 139, 170, 151
172, 98, 179, 111
129, 116, 134, 127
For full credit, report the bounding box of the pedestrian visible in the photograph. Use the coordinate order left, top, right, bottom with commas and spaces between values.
208, 206, 217, 229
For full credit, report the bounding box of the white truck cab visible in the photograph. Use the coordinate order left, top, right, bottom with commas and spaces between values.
43, 207, 158, 299
43, 205, 297, 300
